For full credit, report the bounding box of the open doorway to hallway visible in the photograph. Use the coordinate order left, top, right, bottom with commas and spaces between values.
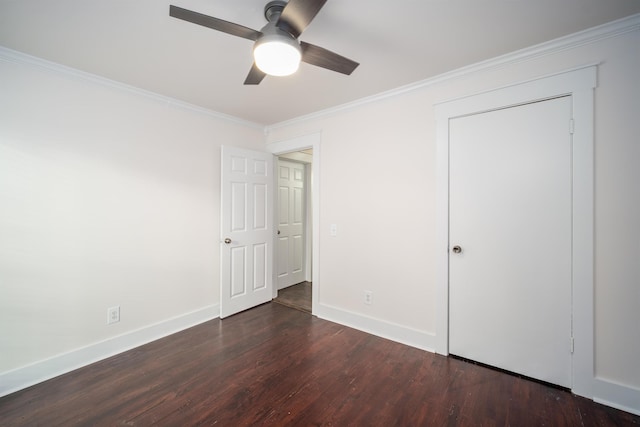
274, 149, 313, 313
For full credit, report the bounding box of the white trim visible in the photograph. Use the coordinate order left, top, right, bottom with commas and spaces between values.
266, 132, 322, 315
0, 46, 263, 130
304, 163, 313, 283
315, 303, 436, 352
433, 62, 600, 109
0, 304, 219, 398
593, 378, 640, 416
265, 13, 639, 131
434, 67, 596, 397
2, 12, 637, 132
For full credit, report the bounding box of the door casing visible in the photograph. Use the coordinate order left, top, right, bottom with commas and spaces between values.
435, 66, 596, 398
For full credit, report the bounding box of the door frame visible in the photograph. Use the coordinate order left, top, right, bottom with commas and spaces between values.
434, 66, 596, 397
267, 132, 321, 315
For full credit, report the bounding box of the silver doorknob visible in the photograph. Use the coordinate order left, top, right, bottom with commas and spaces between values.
224, 238, 232, 244
452, 245, 462, 254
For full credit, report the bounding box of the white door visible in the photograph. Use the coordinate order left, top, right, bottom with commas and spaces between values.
277, 159, 306, 289
220, 146, 273, 318
449, 96, 573, 387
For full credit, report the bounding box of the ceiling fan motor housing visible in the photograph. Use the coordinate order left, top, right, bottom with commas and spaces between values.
264, 0, 287, 23
256, 22, 300, 48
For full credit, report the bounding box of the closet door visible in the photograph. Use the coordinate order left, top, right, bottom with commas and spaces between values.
449, 96, 573, 387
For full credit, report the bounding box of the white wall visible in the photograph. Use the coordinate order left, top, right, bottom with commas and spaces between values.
0, 51, 263, 389
266, 19, 640, 411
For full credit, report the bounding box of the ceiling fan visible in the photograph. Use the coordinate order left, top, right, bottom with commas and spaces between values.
169, 0, 359, 85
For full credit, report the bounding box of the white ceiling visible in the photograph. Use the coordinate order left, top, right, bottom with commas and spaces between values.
1, 0, 639, 125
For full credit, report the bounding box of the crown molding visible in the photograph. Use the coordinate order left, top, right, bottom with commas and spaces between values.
265, 12, 640, 131
2, 12, 638, 134
0, 46, 263, 131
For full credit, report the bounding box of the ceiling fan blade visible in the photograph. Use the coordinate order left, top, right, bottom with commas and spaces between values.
244, 63, 267, 85
277, 0, 327, 38
169, 5, 261, 41
300, 41, 359, 75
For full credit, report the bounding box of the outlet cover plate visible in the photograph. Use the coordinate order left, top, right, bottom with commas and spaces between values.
364, 291, 373, 305
107, 306, 120, 324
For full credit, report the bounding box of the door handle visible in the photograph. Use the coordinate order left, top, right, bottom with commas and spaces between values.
452, 245, 462, 254
224, 238, 232, 244
277, 230, 281, 235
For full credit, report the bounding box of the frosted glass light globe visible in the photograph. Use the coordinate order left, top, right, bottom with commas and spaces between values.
253, 35, 301, 76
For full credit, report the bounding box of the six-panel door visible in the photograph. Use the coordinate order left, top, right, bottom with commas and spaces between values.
220, 146, 273, 318
277, 159, 306, 289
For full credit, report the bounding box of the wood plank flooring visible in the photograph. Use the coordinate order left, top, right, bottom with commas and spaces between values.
273, 281, 312, 313
1, 303, 638, 426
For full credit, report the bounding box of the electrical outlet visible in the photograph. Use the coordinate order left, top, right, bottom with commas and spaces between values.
330, 224, 337, 236
107, 306, 120, 325
364, 290, 373, 305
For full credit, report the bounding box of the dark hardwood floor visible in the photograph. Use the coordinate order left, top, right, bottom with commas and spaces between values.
273, 281, 312, 313
1, 303, 638, 426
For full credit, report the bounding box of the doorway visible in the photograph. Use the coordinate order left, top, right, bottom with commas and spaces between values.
219, 140, 317, 318
266, 132, 321, 315
274, 151, 313, 313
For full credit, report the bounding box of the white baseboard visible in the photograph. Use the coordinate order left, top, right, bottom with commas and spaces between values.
315, 303, 436, 352
593, 377, 640, 416
316, 303, 640, 417
0, 304, 219, 398
4, 302, 637, 417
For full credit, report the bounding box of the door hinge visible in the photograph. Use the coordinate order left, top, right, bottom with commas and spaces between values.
569, 118, 575, 134
570, 337, 575, 354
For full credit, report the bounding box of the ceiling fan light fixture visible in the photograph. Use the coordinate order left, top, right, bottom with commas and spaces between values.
253, 32, 301, 77
169, 1, 359, 85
